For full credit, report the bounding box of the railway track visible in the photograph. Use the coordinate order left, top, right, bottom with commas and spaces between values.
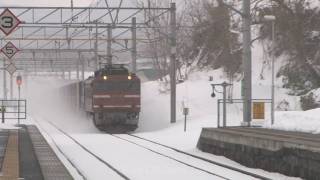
35, 119, 130, 180
40, 121, 233, 180
35, 118, 276, 180
111, 134, 272, 180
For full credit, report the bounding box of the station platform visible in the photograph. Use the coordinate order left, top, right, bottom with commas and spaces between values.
197, 127, 320, 180
0, 125, 73, 180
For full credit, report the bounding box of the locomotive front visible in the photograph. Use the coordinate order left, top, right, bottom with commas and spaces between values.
90, 65, 141, 132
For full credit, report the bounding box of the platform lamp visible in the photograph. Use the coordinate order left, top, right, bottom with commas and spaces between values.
210, 82, 232, 127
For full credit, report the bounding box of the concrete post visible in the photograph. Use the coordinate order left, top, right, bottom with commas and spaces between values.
242, 0, 252, 126
131, 17, 137, 73
170, 3, 177, 123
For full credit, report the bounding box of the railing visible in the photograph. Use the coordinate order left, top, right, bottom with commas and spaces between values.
0, 99, 27, 124
217, 99, 272, 128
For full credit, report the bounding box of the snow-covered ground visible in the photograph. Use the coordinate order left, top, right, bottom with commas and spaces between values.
1, 46, 318, 180
264, 108, 320, 134
1, 40, 318, 179
15, 70, 302, 179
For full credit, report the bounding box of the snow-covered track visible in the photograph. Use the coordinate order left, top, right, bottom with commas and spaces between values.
110, 134, 230, 180
45, 121, 130, 180
112, 134, 271, 180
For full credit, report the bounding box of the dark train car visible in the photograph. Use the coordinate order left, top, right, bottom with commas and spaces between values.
59, 81, 81, 111
60, 64, 141, 133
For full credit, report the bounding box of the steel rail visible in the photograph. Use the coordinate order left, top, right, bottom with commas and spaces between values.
125, 134, 272, 180
110, 134, 230, 180
46, 121, 130, 180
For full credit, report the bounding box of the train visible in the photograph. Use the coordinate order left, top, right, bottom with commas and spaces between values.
60, 64, 141, 133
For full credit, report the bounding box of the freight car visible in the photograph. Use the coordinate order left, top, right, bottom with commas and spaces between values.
60, 64, 141, 133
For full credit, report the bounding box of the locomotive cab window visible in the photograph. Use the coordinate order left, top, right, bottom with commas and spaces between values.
93, 81, 140, 93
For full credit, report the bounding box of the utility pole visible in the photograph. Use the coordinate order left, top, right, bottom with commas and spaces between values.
95, 23, 99, 71
170, 3, 177, 123
107, 24, 112, 66
242, 0, 252, 126
131, 17, 137, 73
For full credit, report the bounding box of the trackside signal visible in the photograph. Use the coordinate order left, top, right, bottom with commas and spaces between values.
16, 75, 22, 86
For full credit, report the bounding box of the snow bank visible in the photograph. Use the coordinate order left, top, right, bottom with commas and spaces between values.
138, 69, 225, 132
264, 108, 320, 134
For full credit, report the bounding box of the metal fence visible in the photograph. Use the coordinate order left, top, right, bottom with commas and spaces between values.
0, 99, 27, 123
217, 99, 272, 128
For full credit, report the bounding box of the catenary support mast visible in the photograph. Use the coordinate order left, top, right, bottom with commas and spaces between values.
170, 3, 177, 123
131, 17, 137, 73
242, 0, 252, 126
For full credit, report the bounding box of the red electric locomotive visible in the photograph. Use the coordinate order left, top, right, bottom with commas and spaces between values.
61, 64, 141, 133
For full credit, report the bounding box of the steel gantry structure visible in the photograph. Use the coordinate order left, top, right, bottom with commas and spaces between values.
0, 1, 178, 123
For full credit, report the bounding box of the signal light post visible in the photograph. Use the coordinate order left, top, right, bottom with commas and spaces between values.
16, 75, 22, 124
16, 75, 22, 99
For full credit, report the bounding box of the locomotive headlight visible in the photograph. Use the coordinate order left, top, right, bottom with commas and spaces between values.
128, 75, 132, 80
103, 75, 108, 80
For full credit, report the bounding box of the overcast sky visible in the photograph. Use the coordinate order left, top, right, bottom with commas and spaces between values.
0, 0, 178, 8
0, 0, 93, 7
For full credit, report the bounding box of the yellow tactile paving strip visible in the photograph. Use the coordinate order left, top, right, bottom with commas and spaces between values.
0, 131, 19, 180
